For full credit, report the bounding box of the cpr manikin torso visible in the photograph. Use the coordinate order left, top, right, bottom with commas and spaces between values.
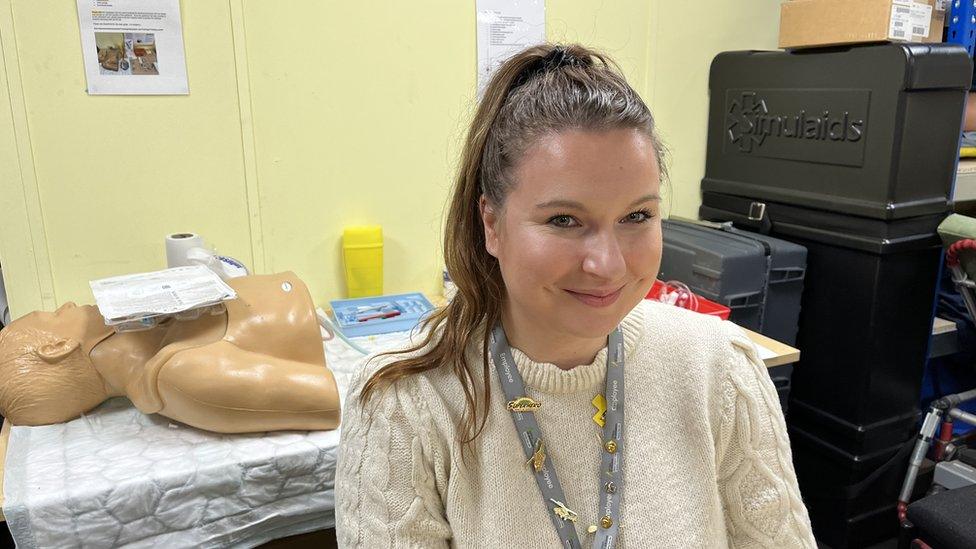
0, 272, 341, 433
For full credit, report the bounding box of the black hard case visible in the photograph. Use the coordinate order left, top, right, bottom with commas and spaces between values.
703, 44, 970, 221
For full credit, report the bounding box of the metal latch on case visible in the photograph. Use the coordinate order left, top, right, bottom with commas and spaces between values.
747, 201, 767, 221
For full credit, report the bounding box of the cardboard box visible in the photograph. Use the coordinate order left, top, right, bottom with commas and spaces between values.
779, 0, 946, 49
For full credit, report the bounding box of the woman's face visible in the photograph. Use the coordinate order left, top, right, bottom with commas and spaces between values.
481, 128, 662, 341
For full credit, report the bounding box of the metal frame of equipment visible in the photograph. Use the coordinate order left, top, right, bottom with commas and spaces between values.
898, 240, 976, 523
947, 0, 976, 56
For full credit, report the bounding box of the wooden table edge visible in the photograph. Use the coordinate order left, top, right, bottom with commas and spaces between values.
742, 327, 801, 368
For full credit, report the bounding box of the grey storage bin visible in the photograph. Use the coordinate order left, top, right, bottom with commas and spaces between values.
719, 223, 807, 346
659, 218, 806, 345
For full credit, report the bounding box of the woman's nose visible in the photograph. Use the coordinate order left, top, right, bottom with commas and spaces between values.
581, 231, 627, 280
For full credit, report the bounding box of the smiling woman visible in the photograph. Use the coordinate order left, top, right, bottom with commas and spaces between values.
480, 128, 662, 369
335, 43, 817, 548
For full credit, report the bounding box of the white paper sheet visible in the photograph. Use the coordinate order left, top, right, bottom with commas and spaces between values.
89, 266, 236, 323
754, 342, 777, 362
76, 0, 189, 95
476, 0, 546, 93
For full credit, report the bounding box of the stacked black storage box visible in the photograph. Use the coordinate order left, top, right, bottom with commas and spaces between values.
699, 44, 971, 548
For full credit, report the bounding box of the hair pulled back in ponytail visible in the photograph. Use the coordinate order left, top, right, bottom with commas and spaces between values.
360, 43, 666, 452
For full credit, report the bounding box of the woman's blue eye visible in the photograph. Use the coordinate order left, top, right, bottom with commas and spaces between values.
548, 210, 654, 228
548, 215, 578, 228
624, 209, 653, 223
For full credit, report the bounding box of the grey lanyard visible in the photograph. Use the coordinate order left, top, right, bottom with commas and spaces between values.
490, 323, 625, 549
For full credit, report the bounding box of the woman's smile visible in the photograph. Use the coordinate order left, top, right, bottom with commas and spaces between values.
563, 285, 625, 307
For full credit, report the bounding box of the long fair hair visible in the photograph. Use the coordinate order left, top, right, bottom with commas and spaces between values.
360, 43, 666, 450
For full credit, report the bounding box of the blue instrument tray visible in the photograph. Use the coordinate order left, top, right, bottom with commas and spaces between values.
329, 293, 435, 337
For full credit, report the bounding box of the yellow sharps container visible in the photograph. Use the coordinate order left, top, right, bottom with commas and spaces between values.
342, 225, 383, 297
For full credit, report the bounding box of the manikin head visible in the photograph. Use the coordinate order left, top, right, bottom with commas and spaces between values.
0, 303, 109, 425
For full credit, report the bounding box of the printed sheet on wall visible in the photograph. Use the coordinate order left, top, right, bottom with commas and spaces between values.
76, 0, 189, 95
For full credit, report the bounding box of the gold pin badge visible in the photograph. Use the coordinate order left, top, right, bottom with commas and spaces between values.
600, 515, 613, 529
550, 499, 578, 522
604, 440, 618, 454
507, 396, 542, 412
526, 439, 546, 472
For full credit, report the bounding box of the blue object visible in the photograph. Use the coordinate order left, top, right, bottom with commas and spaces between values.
329, 293, 435, 337
947, 0, 976, 57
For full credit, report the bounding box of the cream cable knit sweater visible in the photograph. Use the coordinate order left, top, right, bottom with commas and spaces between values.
335, 300, 817, 548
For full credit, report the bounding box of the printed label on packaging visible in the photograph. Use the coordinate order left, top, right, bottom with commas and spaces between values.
910, 2, 933, 38
890, 1, 933, 40
889, 0, 914, 41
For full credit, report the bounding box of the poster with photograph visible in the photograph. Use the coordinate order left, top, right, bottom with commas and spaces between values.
76, 0, 188, 95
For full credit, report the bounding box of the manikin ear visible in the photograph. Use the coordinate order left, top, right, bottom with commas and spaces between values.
479, 195, 500, 258
37, 339, 80, 364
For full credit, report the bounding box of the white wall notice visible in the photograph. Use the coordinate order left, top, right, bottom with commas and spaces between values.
476, 0, 545, 93
76, 0, 189, 95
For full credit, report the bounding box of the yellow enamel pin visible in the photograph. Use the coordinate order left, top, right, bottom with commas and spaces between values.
591, 394, 607, 427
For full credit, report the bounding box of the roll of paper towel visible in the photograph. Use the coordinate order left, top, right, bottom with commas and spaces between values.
165, 233, 205, 268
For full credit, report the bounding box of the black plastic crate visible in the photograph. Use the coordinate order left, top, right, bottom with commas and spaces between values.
768, 363, 793, 413
788, 423, 916, 549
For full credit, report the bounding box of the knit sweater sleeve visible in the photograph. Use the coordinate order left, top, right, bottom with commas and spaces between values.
335, 365, 452, 548
714, 325, 817, 548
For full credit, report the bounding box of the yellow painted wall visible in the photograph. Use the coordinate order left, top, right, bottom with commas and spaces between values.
0, 0, 254, 316
0, 0, 782, 318
650, 1, 784, 220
